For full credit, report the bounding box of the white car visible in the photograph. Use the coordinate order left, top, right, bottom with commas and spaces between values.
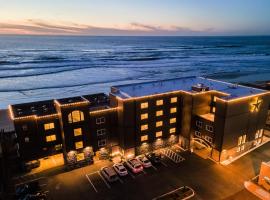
113, 163, 128, 176
125, 158, 143, 173
136, 155, 152, 168
100, 166, 118, 182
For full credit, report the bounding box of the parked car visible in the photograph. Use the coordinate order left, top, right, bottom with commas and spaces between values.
146, 152, 162, 164
125, 158, 143, 173
113, 163, 128, 176
100, 166, 118, 182
136, 155, 152, 168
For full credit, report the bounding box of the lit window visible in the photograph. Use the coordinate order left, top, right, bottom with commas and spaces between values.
141, 124, 148, 131
44, 123, 54, 130
156, 121, 163, 127
212, 107, 216, 113
141, 113, 148, 120
196, 121, 203, 128
169, 128, 176, 134
213, 96, 217, 102
98, 139, 106, 147
195, 131, 201, 138
77, 153, 85, 161
74, 128, 82, 136
25, 137, 29, 143
206, 125, 213, 132
170, 118, 176, 124
75, 141, 83, 149
156, 110, 163, 117
46, 135, 56, 142
205, 136, 213, 143
141, 135, 148, 142
68, 110, 84, 123
96, 117, 105, 124
171, 97, 178, 103
156, 100, 163, 106
156, 131, 162, 138
170, 107, 177, 113
259, 129, 263, 137
97, 129, 106, 136
242, 134, 246, 143
255, 132, 259, 139
141, 102, 148, 109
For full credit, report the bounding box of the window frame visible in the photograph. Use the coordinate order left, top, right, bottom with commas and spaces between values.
170, 97, 178, 103
98, 139, 107, 147
97, 129, 106, 136
156, 99, 164, 106
96, 117, 106, 124
206, 125, 213, 132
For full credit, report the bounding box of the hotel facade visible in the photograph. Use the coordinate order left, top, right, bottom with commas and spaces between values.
8, 77, 270, 169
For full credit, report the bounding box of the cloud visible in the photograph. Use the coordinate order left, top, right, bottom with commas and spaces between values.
0, 19, 212, 36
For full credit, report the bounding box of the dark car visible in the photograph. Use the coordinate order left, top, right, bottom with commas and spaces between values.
145, 152, 162, 164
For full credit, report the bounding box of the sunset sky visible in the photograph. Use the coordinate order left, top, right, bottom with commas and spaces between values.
0, 0, 270, 36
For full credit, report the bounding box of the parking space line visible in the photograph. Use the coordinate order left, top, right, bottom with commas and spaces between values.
85, 174, 98, 193
151, 165, 158, 171
98, 171, 111, 189
128, 171, 136, 179
161, 161, 168, 167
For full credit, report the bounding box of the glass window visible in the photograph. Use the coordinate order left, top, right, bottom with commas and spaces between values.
156, 121, 163, 127
68, 110, 84, 123
170, 118, 176, 124
44, 122, 54, 130
156, 100, 163, 106
98, 139, 106, 147
75, 141, 83, 149
46, 135, 56, 142
171, 97, 177, 103
213, 96, 217, 102
156, 131, 162, 138
97, 129, 106, 136
238, 136, 242, 146
206, 125, 213, 132
141, 102, 148, 109
156, 110, 163, 117
96, 117, 105, 124
170, 107, 177, 113
212, 107, 216, 113
169, 128, 176, 134
74, 128, 82, 136
141, 124, 148, 131
196, 121, 203, 128
141, 113, 148, 120
195, 131, 201, 137
141, 135, 148, 142
242, 134, 246, 143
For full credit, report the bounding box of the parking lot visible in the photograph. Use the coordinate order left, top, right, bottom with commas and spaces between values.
40, 142, 270, 200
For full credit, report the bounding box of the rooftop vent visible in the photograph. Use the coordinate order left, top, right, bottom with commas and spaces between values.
191, 83, 209, 92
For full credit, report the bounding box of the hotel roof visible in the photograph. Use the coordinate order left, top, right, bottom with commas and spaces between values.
111, 76, 267, 100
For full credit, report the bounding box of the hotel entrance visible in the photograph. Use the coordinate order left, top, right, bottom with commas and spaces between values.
191, 138, 212, 159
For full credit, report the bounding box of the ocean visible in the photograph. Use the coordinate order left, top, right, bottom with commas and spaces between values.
0, 35, 270, 108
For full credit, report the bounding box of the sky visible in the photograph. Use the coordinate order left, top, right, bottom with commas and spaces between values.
0, 0, 270, 36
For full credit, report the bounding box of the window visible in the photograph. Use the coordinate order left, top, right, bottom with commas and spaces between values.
75, 141, 83, 149
44, 123, 54, 130
96, 117, 105, 124
25, 137, 29, 143
156, 100, 163, 106
196, 121, 202, 128
68, 110, 84, 123
46, 135, 56, 142
169, 128, 176, 134
205, 136, 213, 143
156, 110, 163, 117
141, 135, 148, 142
74, 128, 82, 136
98, 139, 106, 147
156, 131, 162, 138
171, 97, 177, 103
212, 107, 216, 113
238, 136, 242, 146
141, 102, 148, 109
170, 118, 176, 124
237, 134, 246, 152
259, 129, 263, 137
141, 113, 148, 120
206, 125, 213, 132
97, 129, 106, 136
195, 131, 201, 138
22, 125, 28, 131
213, 96, 217, 102
156, 121, 163, 127
170, 107, 177, 113
141, 124, 148, 131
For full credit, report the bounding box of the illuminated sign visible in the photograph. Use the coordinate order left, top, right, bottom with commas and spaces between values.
250, 97, 262, 112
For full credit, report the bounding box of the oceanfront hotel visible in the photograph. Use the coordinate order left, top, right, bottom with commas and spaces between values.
6, 76, 270, 170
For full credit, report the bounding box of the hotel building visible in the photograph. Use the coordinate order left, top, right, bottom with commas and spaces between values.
8, 77, 270, 169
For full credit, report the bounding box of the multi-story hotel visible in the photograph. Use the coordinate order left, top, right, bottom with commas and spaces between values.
8, 77, 270, 169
